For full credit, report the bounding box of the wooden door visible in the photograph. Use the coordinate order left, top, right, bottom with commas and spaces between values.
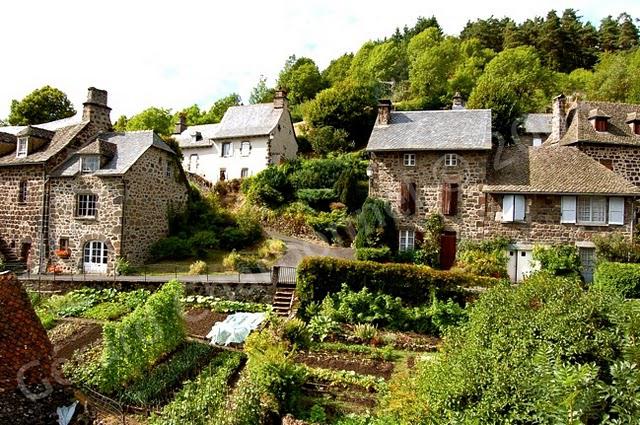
440, 231, 457, 270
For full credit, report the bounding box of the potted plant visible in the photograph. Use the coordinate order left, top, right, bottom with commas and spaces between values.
55, 248, 71, 259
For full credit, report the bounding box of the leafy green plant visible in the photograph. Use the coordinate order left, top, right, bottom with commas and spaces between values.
222, 251, 262, 273
311, 342, 399, 361
355, 247, 392, 262
533, 244, 582, 277
593, 234, 640, 263
455, 237, 510, 278
281, 317, 311, 349
594, 262, 640, 298
82, 302, 130, 321
304, 366, 388, 393
353, 323, 378, 343
308, 314, 340, 342
114, 256, 134, 276
182, 295, 270, 313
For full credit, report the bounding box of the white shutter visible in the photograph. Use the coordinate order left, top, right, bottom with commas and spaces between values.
608, 197, 624, 225
561, 196, 577, 224
502, 195, 515, 222
515, 195, 526, 221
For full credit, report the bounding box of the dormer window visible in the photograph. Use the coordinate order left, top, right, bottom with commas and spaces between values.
626, 112, 640, 136
16, 137, 28, 158
81, 156, 100, 173
191, 131, 203, 142
588, 108, 610, 132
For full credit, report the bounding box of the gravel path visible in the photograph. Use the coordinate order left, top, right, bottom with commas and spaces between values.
271, 232, 354, 267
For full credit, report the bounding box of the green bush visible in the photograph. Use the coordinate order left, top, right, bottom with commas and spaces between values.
82, 302, 130, 321
594, 262, 640, 298
307, 208, 349, 244
188, 230, 220, 251
244, 165, 293, 208
100, 280, 186, 393
355, 198, 397, 250
533, 244, 582, 277
222, 251, 263, 273
355, 247, 392, 262
114, 256, 134, 276
334, 167, 366, 212
308, 314, 340, 342
353, 323, 378, 343
297, 257, 496, 309
281, 318, 311, 349
593, 234, 640, 263
455, 249, 508, 278
296, 188, 337, 209
149, 236, 193, 261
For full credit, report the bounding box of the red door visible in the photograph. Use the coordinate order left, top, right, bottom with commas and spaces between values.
440, 231, 457, 270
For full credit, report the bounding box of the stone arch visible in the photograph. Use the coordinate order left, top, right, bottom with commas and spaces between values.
76, 234, 116, 273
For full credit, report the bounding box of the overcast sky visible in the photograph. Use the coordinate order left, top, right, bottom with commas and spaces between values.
1, 0, 638, 120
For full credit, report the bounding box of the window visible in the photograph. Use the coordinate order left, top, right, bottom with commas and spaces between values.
241, 168, 249, 178
445, 153, 457, 167
608, 197, 625, 225
81, 156, 100, 173
18, 180, 27, 203
594, 118, 608, 132
403, 153, 416, 166
165, 162, 172, 178
532, 138, 542, 147
400, 181, 416, 215
502, 194, 526, 222
219, 168, 227, 181
579, 248, 596, 283
76, 194, 97, 218
577, 196, 607, 225
399, 230, 415, 252
241, 141, 252, 157
635, 122, 640, 135
59, 238, 69, 250
221, 142, 232, 157
189, 154, 199, 172
192, 132, 203, 142
441, 182, 459, 215
16, 137, 28, 158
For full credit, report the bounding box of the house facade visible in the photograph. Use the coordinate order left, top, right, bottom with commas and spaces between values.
175, 90, 298, 184
0, 88, 188, 274
366, 97, 640, 282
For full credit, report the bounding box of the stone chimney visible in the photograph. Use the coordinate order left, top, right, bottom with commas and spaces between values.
377, 99, 392, 126
82, 87, 112, 132
174, 113, 187, 135
549, 94, 567, 143
452, 92, 465, 110
274, 89, 288, 109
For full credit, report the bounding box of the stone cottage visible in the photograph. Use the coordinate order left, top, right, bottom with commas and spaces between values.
0, 88, 188, 274
174, 90, 298, 184
366, 97, 640, 282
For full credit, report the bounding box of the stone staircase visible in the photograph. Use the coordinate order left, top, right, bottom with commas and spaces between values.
271, 266, 297, 317
0, 237, 24, 271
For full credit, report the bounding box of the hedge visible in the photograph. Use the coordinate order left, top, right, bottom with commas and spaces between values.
355, 247, 392, 262
100, 280, 186, 392
297, 257, 499, 307
594, 262, 640, 298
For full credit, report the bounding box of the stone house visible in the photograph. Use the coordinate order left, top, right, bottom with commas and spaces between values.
0, 88, 188, 274
519, 113, 552, 146
174, 90, 298, 184
366, 97, 640, 282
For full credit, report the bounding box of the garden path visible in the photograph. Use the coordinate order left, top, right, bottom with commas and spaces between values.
270, 232, 354, 267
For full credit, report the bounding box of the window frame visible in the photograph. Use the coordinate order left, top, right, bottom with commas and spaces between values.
76, 193, 98, 219
18, 180, 27, 204
576, 196, 607, 225
399, 230, 415, 252
189, 154, 199, 172
16, 137, 28, 158
241, 168, 249, 179
444, 153, 457, 167
502, 194, 526, 222
59, 238, 69, 250
403, 153, 416, 167
240, 141, 252, 157
221, 142, 232, 157
81, 156, 100, 173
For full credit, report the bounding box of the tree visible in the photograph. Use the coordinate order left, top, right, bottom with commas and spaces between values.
460, 16, 514, 53
349, 40, 408, 85
599, 15, 621, 52
618, 13, 639, 50
589, 49, 640, 103
125, 107, 174, 135
7, 85, 76, 125
201, 93, 241, 123
113, 115, 128, 132
175, 104, 205, 126
277, 56, 325, 105
468, 46, 552, 139
249, 76, 275, 104
322, 53, 354, 86
307, 126, 351, 155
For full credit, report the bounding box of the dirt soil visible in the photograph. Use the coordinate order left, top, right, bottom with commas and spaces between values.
384, 331, 441, 351
51, 322, 103, 361
184, 308, 227, 338
295, 351, 395, 379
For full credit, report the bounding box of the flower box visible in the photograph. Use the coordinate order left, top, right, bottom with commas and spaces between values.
55, 248, 71, 259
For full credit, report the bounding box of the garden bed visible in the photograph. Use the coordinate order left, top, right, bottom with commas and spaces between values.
295, 351, 395, 379
49, 321, 103, 361
184, 307, 227, 338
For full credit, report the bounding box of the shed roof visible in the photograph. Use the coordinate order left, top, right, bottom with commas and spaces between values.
522, 113, 552, 134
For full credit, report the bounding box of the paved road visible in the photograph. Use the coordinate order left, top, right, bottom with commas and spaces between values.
271, 232, 354, 267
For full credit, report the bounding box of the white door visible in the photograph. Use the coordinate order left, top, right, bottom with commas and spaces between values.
84, 241, 108, 274
507, 249, 535, 282
507, 250, 518, 282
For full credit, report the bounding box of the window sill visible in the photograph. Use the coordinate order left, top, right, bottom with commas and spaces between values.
75, 216, 97, 221
501, 220, 527, 224
575, 222, 608, 227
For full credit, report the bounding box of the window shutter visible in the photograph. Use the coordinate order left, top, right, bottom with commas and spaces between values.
401, 182, 416, 215
502, 195, 514, 222
400, 183, 408, 214
442, 184, 451, 215
450, 183, 458, 215
561, 196, 577, 223
409, 182, 416, 215
608, 197, 624, 225
515, 195, 526, 221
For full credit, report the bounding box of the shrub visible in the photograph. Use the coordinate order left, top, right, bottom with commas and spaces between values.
189, 260, 209, 275
533, 244, 582, 277
222, 251, 262, 273
289, 157, 352, 190
244, 165, 292, 208
149, 236, 193, 261
114, 256, 134, 276
355, 198, 397, 250
307, 208, 349, 244
257, 239, 287, 260
308, 315, 340, 342
593, 234, 640, 263
355, 247, 392, 262
334, 168, 365, 212
331, 285, 406, 328
353, 323, 378, 343
100, 280, 186, 393
307, 125, 352, 155
455, 249, 508, 278
281, 318, 311, 349
82, 302, 130, 321
594, 262, 640, 298
297, 257, 496, 309
188, 230, 220, 251
296, 188, 337, 209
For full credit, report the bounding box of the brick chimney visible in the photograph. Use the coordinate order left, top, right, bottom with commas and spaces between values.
377, 100, 392, 126
274, 89, 288, 109
174, 113, 187, 135
452, 92, 465, 110
549, 94, 567, 143
82, 87, 112, 132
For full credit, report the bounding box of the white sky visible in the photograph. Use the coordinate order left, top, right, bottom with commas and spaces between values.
0, 0, 638, 120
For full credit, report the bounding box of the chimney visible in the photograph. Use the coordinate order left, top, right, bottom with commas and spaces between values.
452, 92, 465, 110
377, 99, 392, 126
174, 113, 187, 135
549, 94, 567, 143
83, 87, 112, 132
274, 89, 288, 109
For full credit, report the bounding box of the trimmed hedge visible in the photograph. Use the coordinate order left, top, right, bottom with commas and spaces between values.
355, 247, 392, 262
594, 262, 640, 298
297, 257, 499, 307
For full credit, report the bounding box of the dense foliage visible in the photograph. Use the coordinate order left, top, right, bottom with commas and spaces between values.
593, 234, 640, 263
354, 198, 397, 250
455, 237, 510, 278
7, 85, 76, 125
533, 244, 582, 277
377, 273, 640, 424
594, 262, 640, 298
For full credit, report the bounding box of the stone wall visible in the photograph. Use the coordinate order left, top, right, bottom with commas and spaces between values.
578, 144, 640, 187
122, 147, 189, 265
47, 175, 125, 274
370, 151, 489, 239
481, 193, 634, 243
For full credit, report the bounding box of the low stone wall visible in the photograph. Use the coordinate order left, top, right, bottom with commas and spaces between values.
21, 278, 275, 304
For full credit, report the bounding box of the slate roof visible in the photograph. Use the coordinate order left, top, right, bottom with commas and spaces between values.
76, 138, 117, 158
522, 113, 552, 134
16, 126, 55, 140
0, 114, 82, 135
53, 131, 175, 177
214, 103, 283, 139
484, 144, 640, 195
175, 124, 219, 148
556, 100, 640, 146
366, 109, 492, 151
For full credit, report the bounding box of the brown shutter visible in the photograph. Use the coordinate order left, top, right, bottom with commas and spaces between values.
442, 183, 458, 216
400, 183, 408, 214
400, 182, 416, 215
409, 182, 416, 215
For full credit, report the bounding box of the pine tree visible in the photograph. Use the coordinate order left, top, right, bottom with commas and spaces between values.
599, 15, 621, 52
618, 13, 639, 50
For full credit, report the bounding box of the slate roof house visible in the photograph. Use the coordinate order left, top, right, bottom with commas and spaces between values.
366, 96, 640, 282
0, 88, 188, 274
520, 113, 552, 146
174, 90, 298, 184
